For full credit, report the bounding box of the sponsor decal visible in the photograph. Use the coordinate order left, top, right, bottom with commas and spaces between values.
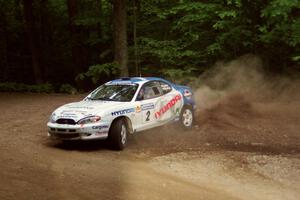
135, 105, 141, 113
111, 108, 135, 116
95, 131, 108, 136
58, 113, 77, 118
155, 94, 181, 118
141, 103, 155, 111
68, 106, 94, 110
92, 125, 109, 129
59, 111, 92, 119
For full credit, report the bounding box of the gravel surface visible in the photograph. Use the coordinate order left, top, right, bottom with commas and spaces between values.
0, 92, 299, 200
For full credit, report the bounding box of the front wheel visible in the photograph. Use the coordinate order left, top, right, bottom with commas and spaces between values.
108, 118, 127, 150
180, 107, 194, 129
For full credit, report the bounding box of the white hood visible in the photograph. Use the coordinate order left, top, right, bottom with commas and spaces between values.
53, 100, 124, 122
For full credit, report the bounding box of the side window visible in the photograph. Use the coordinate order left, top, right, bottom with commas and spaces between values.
136, 81, 163, 101
159, 81, 172, 94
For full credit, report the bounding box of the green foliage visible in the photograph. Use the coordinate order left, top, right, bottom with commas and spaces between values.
139, 38, 198, 66
0, 82, 54, 93
162, 67, 194, 81
133, 0, 300, 76
0, 82, 80, 94
77, 62, 119, 84
162, 67, 200, 87
59, 84, 77, 94
260, 0, 300, 46
1, 0, 299, 89
257, 0, 300, 66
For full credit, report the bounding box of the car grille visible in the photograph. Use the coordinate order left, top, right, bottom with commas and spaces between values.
54, 133, 80, 139
50, 128, 76, 133
56, 118, 76, 125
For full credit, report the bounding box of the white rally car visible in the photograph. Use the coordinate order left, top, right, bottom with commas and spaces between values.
47, 77, 196, 150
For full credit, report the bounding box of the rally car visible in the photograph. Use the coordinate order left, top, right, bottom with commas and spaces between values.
47, 77, 196, 150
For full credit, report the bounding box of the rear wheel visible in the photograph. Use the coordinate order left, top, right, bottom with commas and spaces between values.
180, 107, 194, 129
109, 118, 127, 150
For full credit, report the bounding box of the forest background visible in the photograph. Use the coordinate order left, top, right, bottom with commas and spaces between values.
0, 0, 299, 93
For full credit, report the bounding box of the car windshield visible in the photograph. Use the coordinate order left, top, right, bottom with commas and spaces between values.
88, 84, 138, 102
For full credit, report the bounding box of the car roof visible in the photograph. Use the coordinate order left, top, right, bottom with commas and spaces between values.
107, 77, 172, 85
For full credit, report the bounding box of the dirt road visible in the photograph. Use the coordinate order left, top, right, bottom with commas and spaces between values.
0, 93, 299, 200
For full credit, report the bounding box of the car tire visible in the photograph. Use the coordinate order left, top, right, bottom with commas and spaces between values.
180, 106, 194, 129
109, 118, 128, 150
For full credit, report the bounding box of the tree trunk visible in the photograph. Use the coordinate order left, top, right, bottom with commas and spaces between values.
37, 0, 52, 81
133, 0, 139, 76
96, 0, 103, 39
0, 10, 8, 81
113, 0, 128, 77
67, 0, 87, 80
23, 0, 43, 83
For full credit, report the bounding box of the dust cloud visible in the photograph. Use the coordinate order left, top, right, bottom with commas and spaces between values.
132, 55, 300, 154
191, 55, 300, 152
195, 54, 300, 111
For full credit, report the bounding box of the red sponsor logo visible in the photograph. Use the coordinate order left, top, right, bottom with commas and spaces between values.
155, 94, 181, 118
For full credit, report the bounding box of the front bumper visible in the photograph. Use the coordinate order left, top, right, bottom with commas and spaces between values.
47, 122, 110, 140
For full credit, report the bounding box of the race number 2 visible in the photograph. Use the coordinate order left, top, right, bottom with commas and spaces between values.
145, 111, 150, 121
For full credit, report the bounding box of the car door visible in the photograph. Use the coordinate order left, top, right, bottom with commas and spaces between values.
135, 81, 164, 131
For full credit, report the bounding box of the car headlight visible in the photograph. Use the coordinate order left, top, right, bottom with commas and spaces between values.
49, 113, 56, 123
77, 116, 101, 125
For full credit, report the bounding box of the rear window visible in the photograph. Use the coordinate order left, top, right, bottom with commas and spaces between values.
159, 81, 172, 94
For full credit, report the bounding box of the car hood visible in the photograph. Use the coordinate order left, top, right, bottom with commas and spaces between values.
53, 100, 124, 122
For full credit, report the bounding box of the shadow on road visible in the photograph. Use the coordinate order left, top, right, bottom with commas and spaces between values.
45, 140, 112, 152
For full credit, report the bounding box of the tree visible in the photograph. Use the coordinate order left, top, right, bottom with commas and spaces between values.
0, 1, 8, 81
67, 0, 87, 80
132, 0, 140, 76
113, 0, 128, 77
36, 0, 53, 81
1, 0, 299, 88
23, 0, 43, 83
